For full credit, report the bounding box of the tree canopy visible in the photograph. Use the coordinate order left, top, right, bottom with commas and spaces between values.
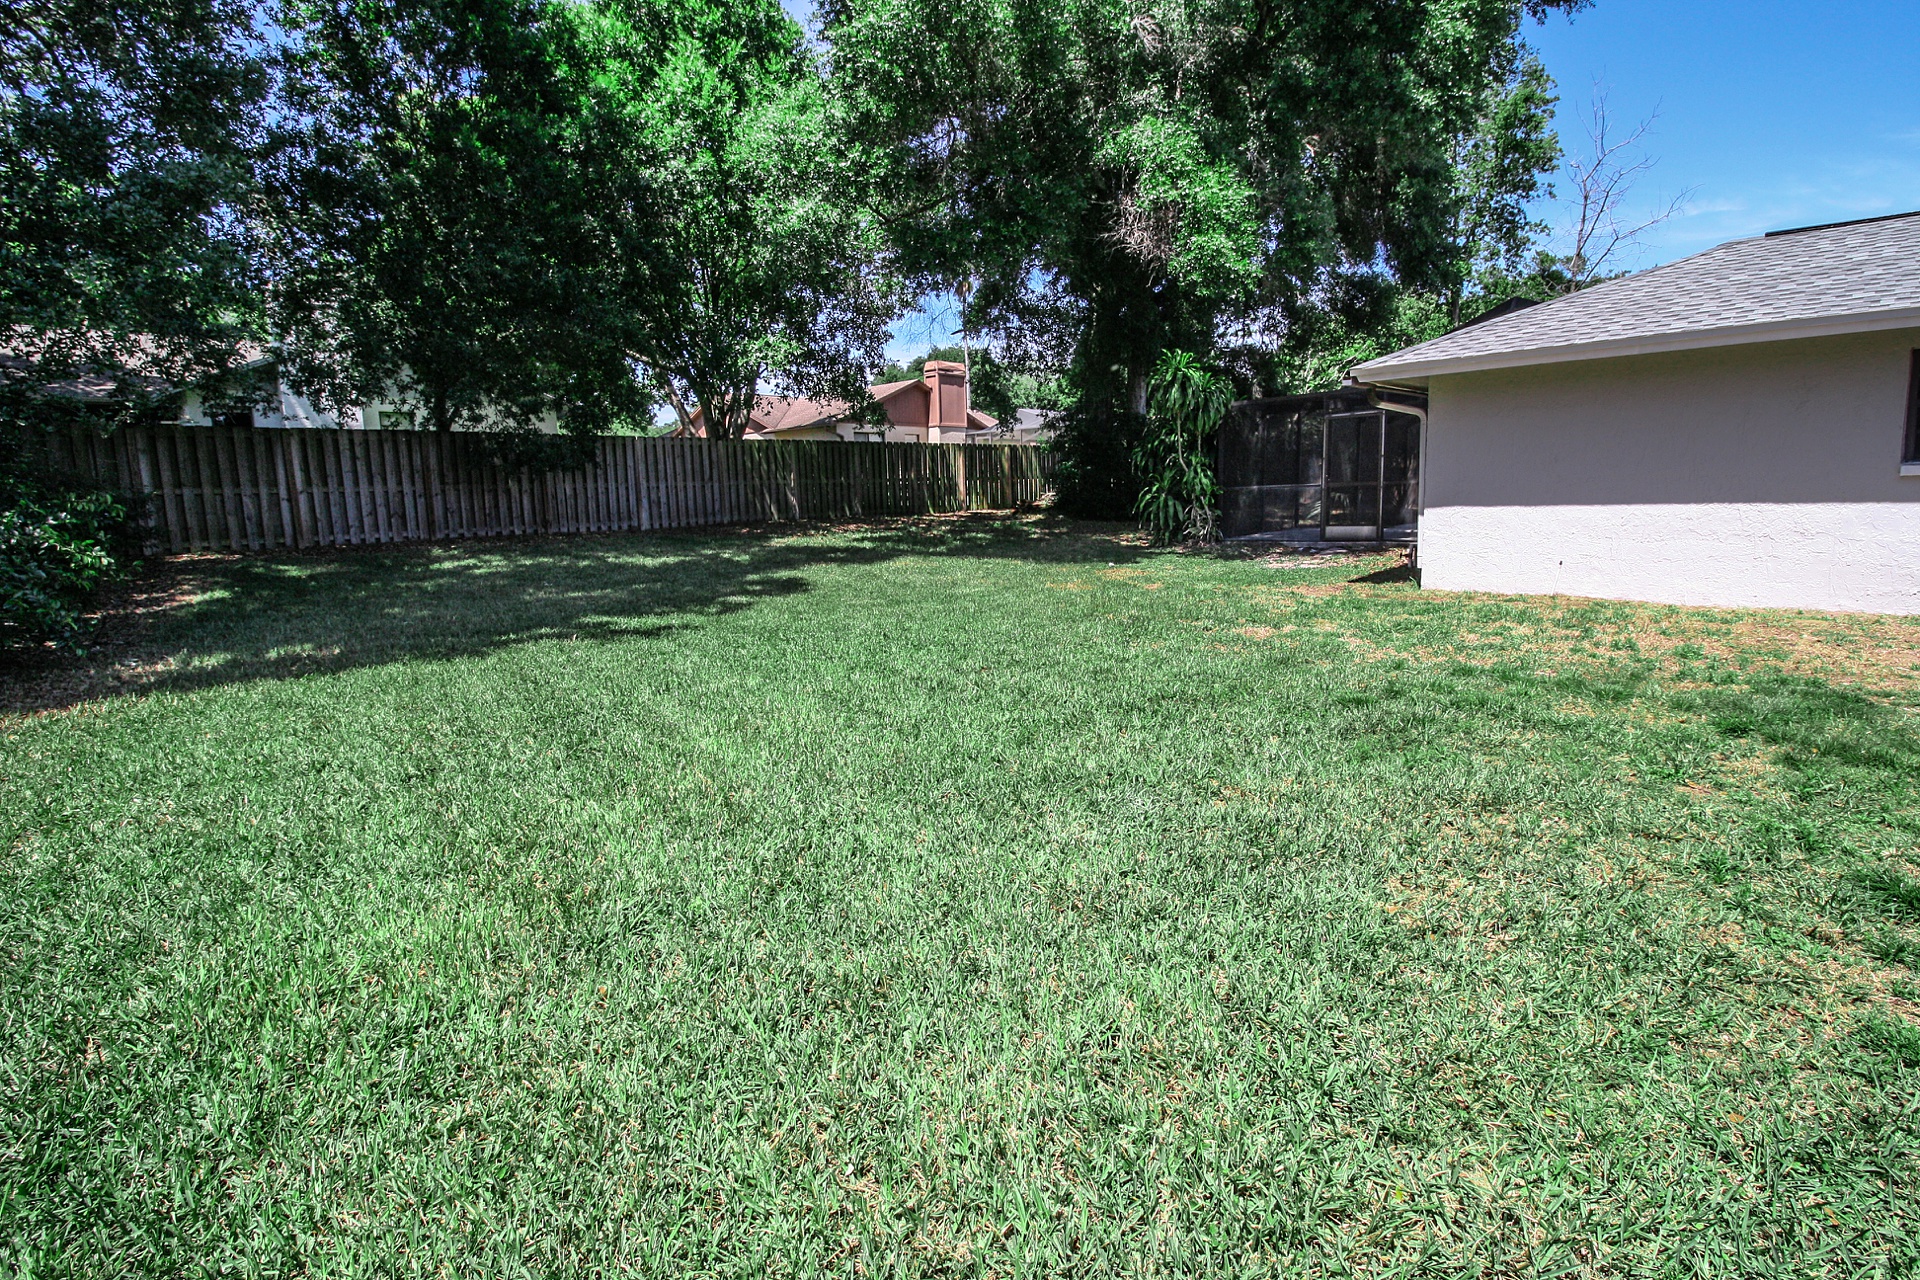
1, 0, 1597, 434
822, 0, 1587, 407
260, 0, 895, 437
268, 0, 625, 432
0, 0, 267, 398
586, 0, 895, 439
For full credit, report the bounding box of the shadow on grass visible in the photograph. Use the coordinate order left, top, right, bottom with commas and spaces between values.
1678, 675, 1920, 775
1, 512, 1149, 716
1349, 562, 1419, 586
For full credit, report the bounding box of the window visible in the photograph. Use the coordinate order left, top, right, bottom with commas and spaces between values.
378, 408, 417, 431
1906, 352, 1920, 472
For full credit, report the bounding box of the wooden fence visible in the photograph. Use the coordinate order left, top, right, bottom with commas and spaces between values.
43, 424, 1054, 555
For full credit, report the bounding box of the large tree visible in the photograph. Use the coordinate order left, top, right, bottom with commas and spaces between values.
1261, 46, 1563, 392
0, 0, 267, 403
267, 0, 887, 440
266, 0, 643, 433
821, 0, 1586, 411
582, 0, 894, 439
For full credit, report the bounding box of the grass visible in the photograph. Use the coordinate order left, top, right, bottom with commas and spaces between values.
3, 512, 1919, 1277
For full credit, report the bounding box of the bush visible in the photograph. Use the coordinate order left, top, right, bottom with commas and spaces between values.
1049, 406, 1148, 520
1132, 351, 1225, 544
1, 478, 130, 652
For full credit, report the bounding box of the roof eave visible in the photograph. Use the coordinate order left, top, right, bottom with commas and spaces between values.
1351, 305, 1920, 385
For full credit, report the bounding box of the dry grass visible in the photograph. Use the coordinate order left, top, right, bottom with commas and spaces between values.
1227, 562, 1920, 706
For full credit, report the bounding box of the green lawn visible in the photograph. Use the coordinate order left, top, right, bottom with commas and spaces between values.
4, 514, 1919, 1276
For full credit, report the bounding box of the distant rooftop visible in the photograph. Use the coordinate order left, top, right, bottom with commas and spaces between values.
1352, 210, 1920, 386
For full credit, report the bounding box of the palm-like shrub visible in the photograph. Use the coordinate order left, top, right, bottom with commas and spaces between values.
1131, 350, 1225, 544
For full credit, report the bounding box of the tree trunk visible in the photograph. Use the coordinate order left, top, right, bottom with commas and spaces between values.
1128, 365, 1149, 417
661, 384, 696, 436
699, 391, 744, 440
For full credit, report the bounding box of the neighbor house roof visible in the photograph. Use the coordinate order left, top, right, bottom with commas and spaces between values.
688, 374, 997, 436
1352, 210, 1920, 386
1, 330, 270, 401
750, 394, 849, 432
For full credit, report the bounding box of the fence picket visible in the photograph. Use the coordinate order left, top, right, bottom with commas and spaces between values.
678, 437, 697, 529
371, 432, 393, 541
149, 428, 179, 553
635, 437, 653, 530
126, 428, 158, 553
186, 427, 213, 549
618, 438, 637, 529
190, 428, 223, 549
176, 428, 205, 549
338, 431, 363, 544
226, 427, 259, 550
667, 437, 687, 529
370, 433, 391, 541
393, 434, 417, 538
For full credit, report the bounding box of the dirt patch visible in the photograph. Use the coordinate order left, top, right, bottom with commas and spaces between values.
0, 560, 213, 720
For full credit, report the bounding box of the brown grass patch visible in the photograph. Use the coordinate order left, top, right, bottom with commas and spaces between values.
1293, 586, 1920, 702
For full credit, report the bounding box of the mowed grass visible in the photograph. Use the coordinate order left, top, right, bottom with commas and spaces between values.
3, 513, 1919, 1277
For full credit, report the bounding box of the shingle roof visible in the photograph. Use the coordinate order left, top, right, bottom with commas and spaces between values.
687, 377, 937, 435
1352, 211, 1920, 385
750, 394, 847, 432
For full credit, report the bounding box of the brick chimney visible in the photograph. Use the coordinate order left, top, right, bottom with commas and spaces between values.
922, 359, 968, 441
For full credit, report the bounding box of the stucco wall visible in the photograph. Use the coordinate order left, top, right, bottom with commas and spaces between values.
1420, 329, 1920, 614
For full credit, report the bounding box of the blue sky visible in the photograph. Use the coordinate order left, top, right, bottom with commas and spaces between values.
881, 0, 1920, 361
1525, 0, 1920, 264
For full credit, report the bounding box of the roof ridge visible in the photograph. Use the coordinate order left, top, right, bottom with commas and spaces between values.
1764, 208, 1920, 238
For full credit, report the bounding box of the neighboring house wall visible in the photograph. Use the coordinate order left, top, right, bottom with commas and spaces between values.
180, 371, 560, 432
180, 384, 359, 430
880, 383, 932, 442
1421, 328, 1920, 614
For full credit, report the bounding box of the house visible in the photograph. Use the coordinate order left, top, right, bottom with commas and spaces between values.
1001, 408, 1059, 444
178, 358, 564, 433
686, 360, 999, 442
2, 339, 561, 432
1350, 210, 1920, 615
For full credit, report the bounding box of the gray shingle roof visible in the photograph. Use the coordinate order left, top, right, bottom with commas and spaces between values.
1352, 211, 1920, 384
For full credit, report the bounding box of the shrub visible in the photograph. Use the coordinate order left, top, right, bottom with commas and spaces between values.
1132, 350, 1225, 544
1048, 405, 1148, 520
0, 477, 130, 652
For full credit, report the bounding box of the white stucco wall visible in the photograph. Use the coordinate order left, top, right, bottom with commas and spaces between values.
1420, 329, 1920, 615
